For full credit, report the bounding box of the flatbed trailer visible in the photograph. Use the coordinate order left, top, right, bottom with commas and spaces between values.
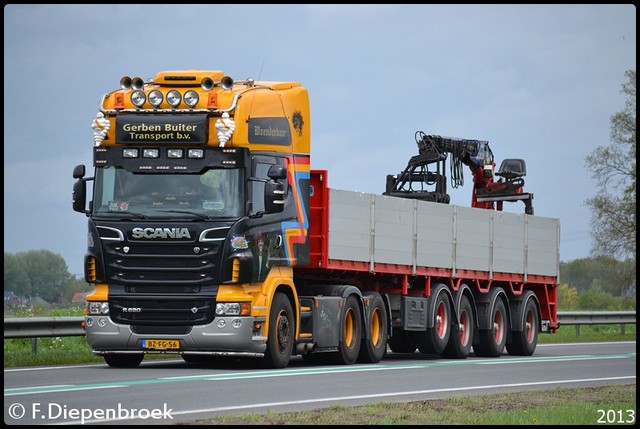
291, 170, 559, 360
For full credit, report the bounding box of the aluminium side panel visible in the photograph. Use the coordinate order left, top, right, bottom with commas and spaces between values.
492, 211, 526, 274
415, 200, 454, 269
372, 194, 414, 265
327, 189, 371, 262
526, 215, 560, 277
455, 206, 491, 272
326, 188, 560, 279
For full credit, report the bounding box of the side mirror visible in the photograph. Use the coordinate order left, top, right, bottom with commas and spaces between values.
264, 180, 285, 214
73, 164, 86, 179
72, 180, 88, 213
72, 165, 90, 214
267, 164, 287, 180
248, 164, 287, 216
264, 165, 287, 214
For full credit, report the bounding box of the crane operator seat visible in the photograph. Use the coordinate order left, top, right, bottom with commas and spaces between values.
495, 158, 526, 180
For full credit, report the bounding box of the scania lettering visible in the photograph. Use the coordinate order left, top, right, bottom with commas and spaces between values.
131, 228, 191, 239
72, 69, 560, 368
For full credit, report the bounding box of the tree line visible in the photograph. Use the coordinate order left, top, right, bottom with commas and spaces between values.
4, 250, 91, 304
585, 69, 635, 262
3, 249, 635, 311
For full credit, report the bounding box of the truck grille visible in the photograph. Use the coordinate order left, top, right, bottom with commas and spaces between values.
104, 242, 221, 286
103, 240, 223, 326
109, 295, 216, 326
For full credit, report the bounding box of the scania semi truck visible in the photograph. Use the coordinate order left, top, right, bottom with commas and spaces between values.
72, 69, 560, 368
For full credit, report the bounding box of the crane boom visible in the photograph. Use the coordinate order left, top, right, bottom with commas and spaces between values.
384, 131, 534, 214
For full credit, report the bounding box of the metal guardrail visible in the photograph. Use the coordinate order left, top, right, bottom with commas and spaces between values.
555, 310, 636, 336
4, 317, 85, 339
4, 311, 636, 341
4, 317, 85, 353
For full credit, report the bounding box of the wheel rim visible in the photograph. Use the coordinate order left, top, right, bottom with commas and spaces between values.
370, 307, 381, 347
493, 307, 504, 344
276, 309, 291, 352
459, 309, 470, 346
524, 309, 534, 343
344, 308, 355, 348
435, 301, 448, 339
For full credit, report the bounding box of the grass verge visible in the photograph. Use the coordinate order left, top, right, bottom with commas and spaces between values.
181, 384, 636, 425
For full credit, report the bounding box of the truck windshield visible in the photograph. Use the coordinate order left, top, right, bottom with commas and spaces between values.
93, 166, 244, 219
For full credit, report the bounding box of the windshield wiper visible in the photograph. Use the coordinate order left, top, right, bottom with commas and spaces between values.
99, 211, 149, 220
157, 209, 213, 220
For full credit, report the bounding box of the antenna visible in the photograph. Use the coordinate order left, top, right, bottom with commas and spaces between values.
247, 60, 265, 120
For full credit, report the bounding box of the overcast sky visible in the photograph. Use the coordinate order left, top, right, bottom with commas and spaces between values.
4, 4, 636, 276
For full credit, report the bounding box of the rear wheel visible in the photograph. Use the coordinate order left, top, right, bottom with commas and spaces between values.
474, 298, 507, 357
103, 354, 143, 368
507, 297, 539, 356
442, 294, 474, 359
415, 290, 452, 355
333, 295, 362, 365
357, 293, 388, 363
263, 292, 294, 369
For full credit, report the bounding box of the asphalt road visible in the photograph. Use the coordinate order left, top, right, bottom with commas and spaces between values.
4, 341, 636, 425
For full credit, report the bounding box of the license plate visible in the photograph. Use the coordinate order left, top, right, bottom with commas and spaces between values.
142, 339, 180, 350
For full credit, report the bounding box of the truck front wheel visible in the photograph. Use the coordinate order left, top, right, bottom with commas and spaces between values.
263, 292, 294, 369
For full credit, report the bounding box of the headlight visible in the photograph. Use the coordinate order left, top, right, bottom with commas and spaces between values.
167, 148, 183, 158
123, 148, 139, 158
215, 302, 250, 316
187, 148, 204, 159
131, 90, 146, 107
143, 148, 159, 158
166, 90, 181, 107
148, 90, 163, 107
184, 90, 199, 107
88, 301, 109, 315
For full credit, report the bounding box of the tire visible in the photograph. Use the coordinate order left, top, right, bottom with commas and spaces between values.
442, 294, 474, 359
333, 295, 362, 365
473, 297, 508, 357
507, 297, 539, 356
103, 354, 143, 368
415, 290, 452, 355
263, 292, 294, 369
357, 293, 388, 363
388, 329, 417, 354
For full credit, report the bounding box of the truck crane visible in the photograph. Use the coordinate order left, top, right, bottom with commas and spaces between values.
384, 131, 534, 215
